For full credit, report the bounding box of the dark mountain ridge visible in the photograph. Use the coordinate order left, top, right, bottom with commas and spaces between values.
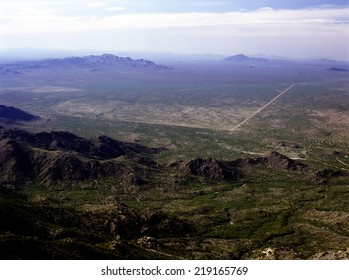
0, 105, 40, 123
0, 128, 163, 160
1, 126, 345, 188
0, 126, 164, 186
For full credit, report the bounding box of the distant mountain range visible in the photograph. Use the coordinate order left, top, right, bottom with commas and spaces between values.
0, 105, 40, 123
327, 67, 348, 72
221, 54, 349, 73
1, 52, 348, 75
223, 54, 268, 63
0, 54, 171, 75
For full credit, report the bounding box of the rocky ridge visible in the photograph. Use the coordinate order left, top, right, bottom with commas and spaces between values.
1, 126, 346, 187
0, 126, 164, 186
0, 54, 171, 75
168, 150, 307, 182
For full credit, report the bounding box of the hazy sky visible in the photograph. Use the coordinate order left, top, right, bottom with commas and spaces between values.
0, 0, 348, 59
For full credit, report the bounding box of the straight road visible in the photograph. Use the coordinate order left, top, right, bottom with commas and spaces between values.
230, 83, 295, 132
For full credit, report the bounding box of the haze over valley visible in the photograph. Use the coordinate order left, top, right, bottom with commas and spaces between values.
0, 51, 348, 259
0, 0, 348, 260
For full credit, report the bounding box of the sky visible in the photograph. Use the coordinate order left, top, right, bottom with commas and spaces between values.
0, 0, 348, 59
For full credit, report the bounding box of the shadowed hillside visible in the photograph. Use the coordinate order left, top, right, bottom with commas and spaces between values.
0, 105, 40, 123
0, 126, 348, 259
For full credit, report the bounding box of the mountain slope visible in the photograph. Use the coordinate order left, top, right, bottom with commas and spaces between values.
1, 127, 348, 260
0, 105, 40, 123
0, 127, 164, 186
1, 126, 345, 187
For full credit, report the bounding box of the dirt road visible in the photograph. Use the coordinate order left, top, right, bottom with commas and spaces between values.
230, 84, 295, 132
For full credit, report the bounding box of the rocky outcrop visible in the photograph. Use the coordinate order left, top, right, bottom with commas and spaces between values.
168, 151, 306, 183
259, 151, 302, 170
172, 157, 243, 181
234, 151, 307, 171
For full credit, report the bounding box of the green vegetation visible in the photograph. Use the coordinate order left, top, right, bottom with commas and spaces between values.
0, 60, 348, 259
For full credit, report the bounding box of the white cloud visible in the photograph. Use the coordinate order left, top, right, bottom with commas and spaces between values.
0, 3, 348, 59
104, 7, 126, 12
1, 7, 348, 34
87, 2, 107, 8
258, 7, 274, 11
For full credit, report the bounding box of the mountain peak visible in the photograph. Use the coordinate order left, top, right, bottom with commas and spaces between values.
224, 54, 267, 63
0, 54, 171, 75
42, 54, 171, 70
